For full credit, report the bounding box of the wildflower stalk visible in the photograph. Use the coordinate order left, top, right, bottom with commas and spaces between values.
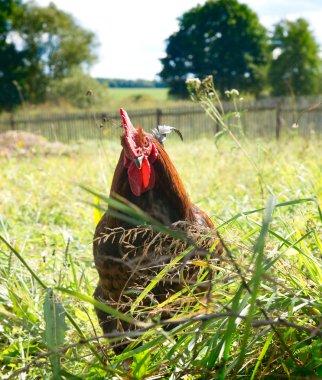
186, 76, 265, 200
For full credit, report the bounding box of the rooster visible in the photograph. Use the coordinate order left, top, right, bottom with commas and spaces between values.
93, 108, 221, 337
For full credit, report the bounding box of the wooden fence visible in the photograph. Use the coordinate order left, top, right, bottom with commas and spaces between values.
0, 97, 321, 143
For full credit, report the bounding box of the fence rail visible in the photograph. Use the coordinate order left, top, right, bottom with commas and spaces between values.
0, 97, 321, 143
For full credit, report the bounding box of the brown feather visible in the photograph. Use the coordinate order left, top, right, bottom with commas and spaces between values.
93, 128, 221, 342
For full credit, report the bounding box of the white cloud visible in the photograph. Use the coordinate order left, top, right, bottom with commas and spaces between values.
32, 0, 322, 79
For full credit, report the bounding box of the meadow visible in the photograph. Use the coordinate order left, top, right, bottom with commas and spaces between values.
106, 87, 191, 110
108, 88, 169, 102
0, 134, 321, 378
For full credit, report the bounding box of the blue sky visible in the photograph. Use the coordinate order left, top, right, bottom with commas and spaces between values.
35, 0, 322, 80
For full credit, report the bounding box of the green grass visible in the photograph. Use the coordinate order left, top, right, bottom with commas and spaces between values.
0, 137, 321, 379
108, 87, 169, 101
107, 87, 180, 109
0, 88, 177, 119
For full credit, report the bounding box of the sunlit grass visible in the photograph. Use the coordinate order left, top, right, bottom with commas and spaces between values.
0, 137, 321, 378
108, 87, 169, 101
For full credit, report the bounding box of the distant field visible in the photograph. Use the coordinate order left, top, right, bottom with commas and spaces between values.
108, 87, 169, 101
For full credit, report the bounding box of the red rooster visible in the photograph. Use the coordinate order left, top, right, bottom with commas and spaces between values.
93, 108, 221, 336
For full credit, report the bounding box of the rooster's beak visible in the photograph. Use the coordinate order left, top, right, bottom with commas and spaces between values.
133, 155, 144, 169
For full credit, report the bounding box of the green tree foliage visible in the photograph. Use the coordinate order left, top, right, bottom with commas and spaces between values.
14, 2, 97, 103
268, 18, 321, 96
0, 1, 97, 110
160, 0, 269, 97
0, 0, 27, 111
99, 78, 167, 88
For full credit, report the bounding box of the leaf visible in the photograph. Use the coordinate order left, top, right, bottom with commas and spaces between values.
43, 288, 68, 380
214, 129, 227, 144
131, 350, 151, 379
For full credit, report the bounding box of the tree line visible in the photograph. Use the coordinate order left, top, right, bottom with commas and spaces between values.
0, 0, 102, 111
97, 78, 167, 88
160, 0, 322, 98
1, 0, 321, 111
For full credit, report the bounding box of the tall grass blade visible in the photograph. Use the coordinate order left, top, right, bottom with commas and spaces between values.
219, 286, 245, 379
250, 332, 274, 380
130, 249, 192, 313
56, 287, 143, 327
317, 201, 322, 222
80, 184, 188, 241
218, 197, 317, 229
43, 288, 68, 380
235, 196, 275, 371
0, 235, 102, 363
0, 235, 47, 289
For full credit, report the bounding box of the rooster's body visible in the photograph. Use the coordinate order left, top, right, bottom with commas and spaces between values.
93, 109, 220, 335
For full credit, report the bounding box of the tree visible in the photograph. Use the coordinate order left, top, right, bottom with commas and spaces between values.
0, 0, 28, 111
268, 18, 321, 96
14, 2, 98, 103
160, 0, 269, 97
0, 0, 98, 110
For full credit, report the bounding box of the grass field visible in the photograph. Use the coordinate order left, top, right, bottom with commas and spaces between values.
107, 87, 193, 110
0, 136, 321, 379
108, 87, 169, 101
0, 88, 175, 119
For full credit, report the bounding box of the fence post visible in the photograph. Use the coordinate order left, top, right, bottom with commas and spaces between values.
156, 108, 162, 126
10, 113, 16, 130
275, 102, 282, 140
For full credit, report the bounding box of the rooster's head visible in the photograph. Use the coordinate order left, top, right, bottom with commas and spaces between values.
120, 108, 158, 197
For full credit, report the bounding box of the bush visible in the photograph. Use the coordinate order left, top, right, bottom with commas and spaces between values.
47, 71, 110, 109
